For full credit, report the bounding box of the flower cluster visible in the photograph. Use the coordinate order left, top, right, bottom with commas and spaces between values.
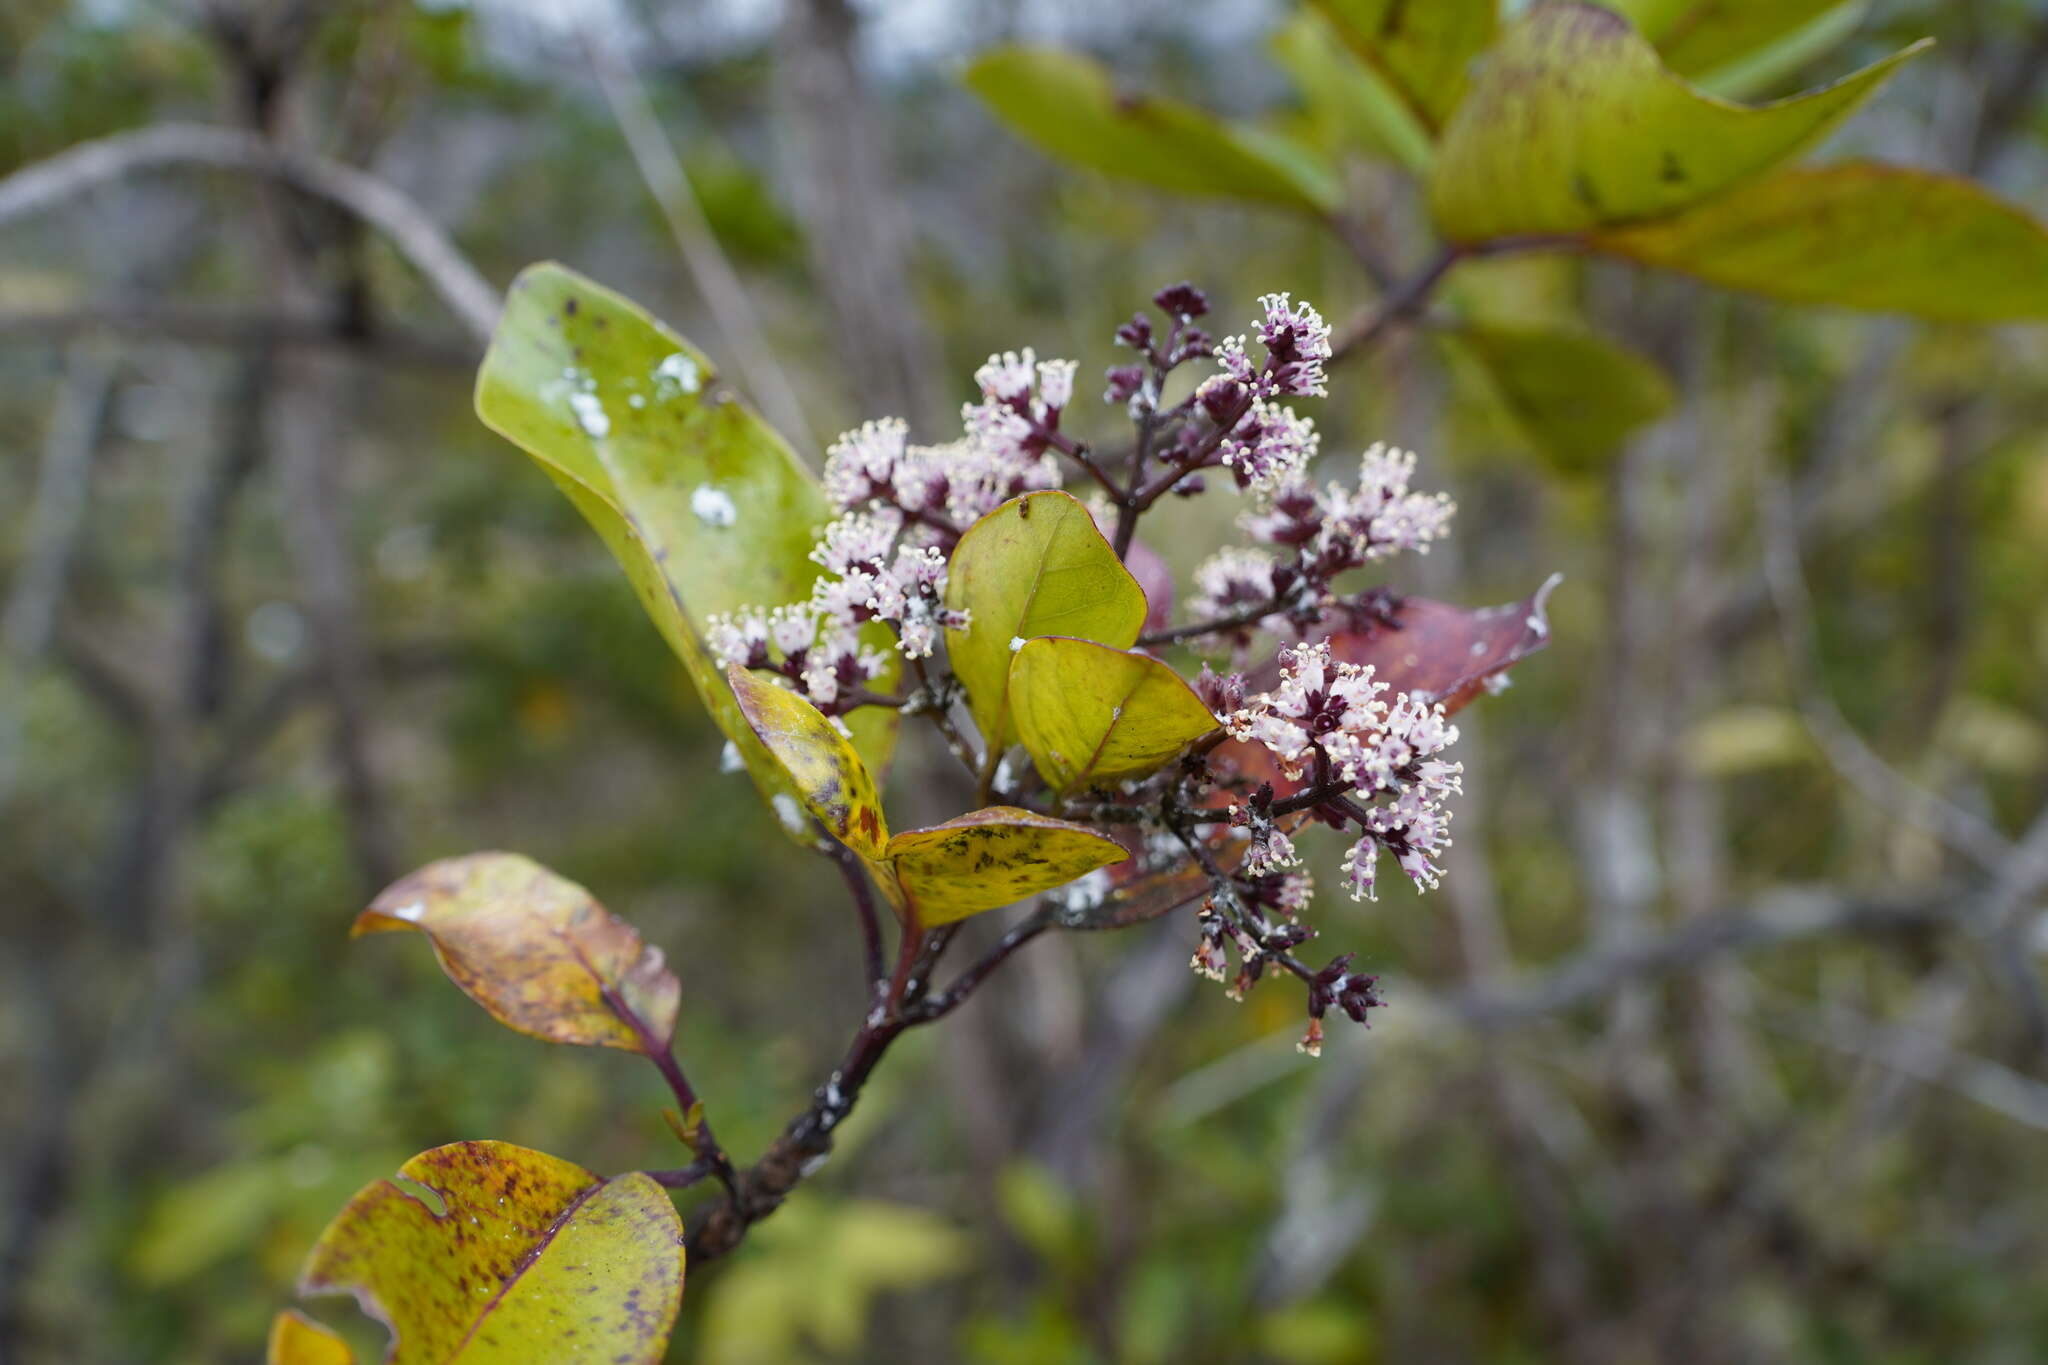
1223, 639, 1462, 902
1181, 443, 1456, 645
708, 505, 968, 713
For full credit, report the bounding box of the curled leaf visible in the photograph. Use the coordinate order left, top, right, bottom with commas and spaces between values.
1428, 1, 1923, 242
887, 807, 1128, 926
1010, 637, 1218, 793
299, 1141, 684, 1365
355, 854, 679, 1053
944, 491, 1147, 750
728, 665, 889, 858
269, 1311, 354, 1365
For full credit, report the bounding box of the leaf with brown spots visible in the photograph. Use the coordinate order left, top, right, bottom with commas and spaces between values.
355, 854, 679, 1054
297, 1141, 684, 1365
268, 1310, 354, 1365
886, 807, 1128, 926
727, 664, 890, 858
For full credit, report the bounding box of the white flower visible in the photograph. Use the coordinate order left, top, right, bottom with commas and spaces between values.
974, 348, 1037, 402
822, 418, 908, 511
1189, 548, 1277, 627
1037, 358, 1076, 411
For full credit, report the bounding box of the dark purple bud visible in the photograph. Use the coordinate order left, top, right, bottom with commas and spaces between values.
1115, 312, 1154, 350
1170, 327, 1213, 363
1173, 475, 1207, 498
1104, 364, 1145, 404
1313, 952, 1356, 987
1153, 282, 1209, 321
1198, 377, 1246, 422
1194, 664, 1246, 715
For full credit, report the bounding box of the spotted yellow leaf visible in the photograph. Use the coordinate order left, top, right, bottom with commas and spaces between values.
298, 1141, 683, 1365
727, 665, 890, 858
886, 807, 1128, 926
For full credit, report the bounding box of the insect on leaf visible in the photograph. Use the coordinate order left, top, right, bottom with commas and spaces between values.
355, 853, 679, 1054
298, 1141, 684, 1365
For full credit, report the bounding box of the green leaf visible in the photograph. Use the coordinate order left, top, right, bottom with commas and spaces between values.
1427, 1, 1924, 243
1306, 0, 1497, 133
943, 491, 1147, 751
727, 665, 889, 858
269, 1311, 355, 1365
962, 46, 1339, 212
475, 262, 897, 837
1591, 162, 2048, 321
1009, 637, 1218, 793
1271, 11, 1434, 173
354, 853, 679, 1053
886, 807, 1128, 926
1443, 320, 1676, 471
1598, 0, 1861, 87
299, 1141, 684, 1365
1690, 3, 1867, 100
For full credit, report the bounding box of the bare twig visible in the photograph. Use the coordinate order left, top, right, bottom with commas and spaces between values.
0, 303, 476, 367
0, 123, 499, 341
582, 30, 816, 452
1758, 475, 2013, 874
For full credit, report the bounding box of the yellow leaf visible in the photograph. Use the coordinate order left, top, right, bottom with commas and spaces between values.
299, 1141, 683, 1365
727, 665, 890, 858
354, 854, 678, 1053
943, 491, 1147, 751
886, 807, 1128, 926
268, 1310, 354, 1365
1010, 637, 1218, 793
1591, 163, 2048, 321
1428, 1, 1923, 242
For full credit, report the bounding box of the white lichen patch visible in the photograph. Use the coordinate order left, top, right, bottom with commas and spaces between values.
691, 484, 738, 527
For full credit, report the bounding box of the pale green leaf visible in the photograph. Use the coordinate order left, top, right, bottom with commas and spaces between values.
1428, 1, 1924, 242
943, 491, 1147, 751
1306, 0, 1497, 132
962, 46, 1340, 212
299, 1141, 684, 1365
727, 665, 889, 858
353, 853, 679, 1053
1443, 320, 1676, 471
1271, 11, 1434, 172
886, 807, 1127, 926
1592, 162, 2048, 320
475, 262, 897, 837
1010, 637, 1218, 793
1598, 0, 1860, 85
